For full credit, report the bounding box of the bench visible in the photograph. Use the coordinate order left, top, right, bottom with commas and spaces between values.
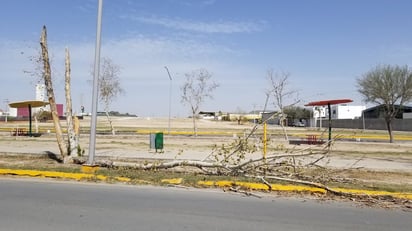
11, 128, 28, 136
289, 134, 325, 145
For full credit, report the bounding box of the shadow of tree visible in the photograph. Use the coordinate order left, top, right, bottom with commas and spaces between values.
44, 151, 63, 163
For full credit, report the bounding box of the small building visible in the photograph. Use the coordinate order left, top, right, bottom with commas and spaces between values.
15, 103, 63, 118
311, 105, 365, 119
312, 106, 327, 118
198, 111, 216, 120
261, 111, 279, 124
330, 105, 365, 119
363, 104, 412, 119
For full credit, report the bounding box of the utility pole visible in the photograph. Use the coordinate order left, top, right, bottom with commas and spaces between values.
87, 0, 103, 165
3, 99, 9, 123
164, 66, 172, 135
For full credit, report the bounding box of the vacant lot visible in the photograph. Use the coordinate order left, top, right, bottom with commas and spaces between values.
1, 116, 411, 189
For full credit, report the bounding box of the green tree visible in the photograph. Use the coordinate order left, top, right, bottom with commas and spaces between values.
357, 64, 412, 143
284, 106, 310, 121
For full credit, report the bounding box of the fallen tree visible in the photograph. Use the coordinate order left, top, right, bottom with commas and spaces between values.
91, 118, 350, 196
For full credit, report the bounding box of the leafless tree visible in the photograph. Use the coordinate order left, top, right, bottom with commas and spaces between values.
40, 26, 68, 161
357, 64, 412, 143
267, 69, 300, 140
64, 48, 78, 157
181, 68, 219, 136
97, 57, 124, 135
23, 46, 59, 87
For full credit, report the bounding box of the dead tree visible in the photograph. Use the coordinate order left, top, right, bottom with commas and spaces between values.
181, 68, 219, 136
97, 58, 123, 135
40, 26, 68, 161
64, 48, 78, 157
267, 69, 300, 141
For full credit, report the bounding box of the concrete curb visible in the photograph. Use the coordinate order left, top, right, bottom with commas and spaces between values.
1, 168, 411, 200
0, 168, 131, 183
197, 181, 412, 200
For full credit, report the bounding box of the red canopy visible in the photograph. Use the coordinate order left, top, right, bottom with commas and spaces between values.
304, 99, 352, 106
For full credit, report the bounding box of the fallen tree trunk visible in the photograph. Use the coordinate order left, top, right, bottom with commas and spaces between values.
112, 160, 233, 171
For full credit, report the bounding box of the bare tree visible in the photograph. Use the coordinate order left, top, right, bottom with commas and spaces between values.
64, 48, 78, 157
40, 26, 68, 161
267, 69, 300, 140
97, 57, 124, 135
181, 68, 219, 136
23, 49, 44, 83
357, 64, 412, 143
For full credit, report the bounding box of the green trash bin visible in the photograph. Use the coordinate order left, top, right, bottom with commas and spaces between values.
155, 132, 163, 151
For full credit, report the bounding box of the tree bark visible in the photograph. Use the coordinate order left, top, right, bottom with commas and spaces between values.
105, 109, 116, 135
279, 116, 289, 141
40, 26, 68, 160
192, 111, 197, 137
65, 48, 77, 159
113, 160, 231, 170
385, 118, 394, 143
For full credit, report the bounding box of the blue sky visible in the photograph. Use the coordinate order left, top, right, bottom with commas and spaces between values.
1, 0, 412, 117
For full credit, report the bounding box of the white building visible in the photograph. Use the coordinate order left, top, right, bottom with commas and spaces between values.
330, 105, 365, 119
8, 107, 17, 117
312, 104, 365, 119
36, 84, 46, 101
313, 106, 327, 118
34, 83, 49, 114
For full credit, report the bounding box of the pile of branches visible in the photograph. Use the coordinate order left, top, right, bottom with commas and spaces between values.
106, 122, 352, 196
97, 122, 410, 211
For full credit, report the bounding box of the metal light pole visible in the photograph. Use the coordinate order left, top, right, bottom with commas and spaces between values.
362, 110, 365, 131
87, 0, 103, 165
164, 66, 172, 135
3, 99, 9, 123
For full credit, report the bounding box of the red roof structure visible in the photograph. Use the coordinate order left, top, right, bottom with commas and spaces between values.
304, 98, 353, 145
304, 99, 353, 106
9, 100, 49, 137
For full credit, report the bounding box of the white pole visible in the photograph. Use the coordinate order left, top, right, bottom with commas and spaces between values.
87, 0, 103, 165
164, 66, 172, 135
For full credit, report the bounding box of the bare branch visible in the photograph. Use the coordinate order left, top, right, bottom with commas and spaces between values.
181, 68, 219, 136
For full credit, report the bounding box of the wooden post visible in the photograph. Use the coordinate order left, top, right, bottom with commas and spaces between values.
263, 122, 267, 159
328, 103, 332, 144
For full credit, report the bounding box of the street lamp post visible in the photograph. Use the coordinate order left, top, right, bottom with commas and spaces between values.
87, 0, 103, 165
3, 99, 9, 123
164, 66, 172, 135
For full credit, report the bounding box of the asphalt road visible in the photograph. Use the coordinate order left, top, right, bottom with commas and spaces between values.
0, 178, 410, 231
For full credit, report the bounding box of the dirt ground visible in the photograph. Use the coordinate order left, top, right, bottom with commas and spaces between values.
0, 116, 411, 187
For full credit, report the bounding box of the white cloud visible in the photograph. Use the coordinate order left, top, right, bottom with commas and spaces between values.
123, 15, 266, 34
0, 32, 266, 117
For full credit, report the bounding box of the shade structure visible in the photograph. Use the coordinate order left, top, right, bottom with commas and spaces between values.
9, 100, 49, 137
304, 99, 353, 107
304, 99, 353, 144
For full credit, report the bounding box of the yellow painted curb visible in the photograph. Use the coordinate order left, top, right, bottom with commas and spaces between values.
1, 168, 410, 200
161, 178, 183, 184
197, 181, 412, 200
81, 165, 100, 174
0, 168, 130, 183
197, 181, 325, 193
